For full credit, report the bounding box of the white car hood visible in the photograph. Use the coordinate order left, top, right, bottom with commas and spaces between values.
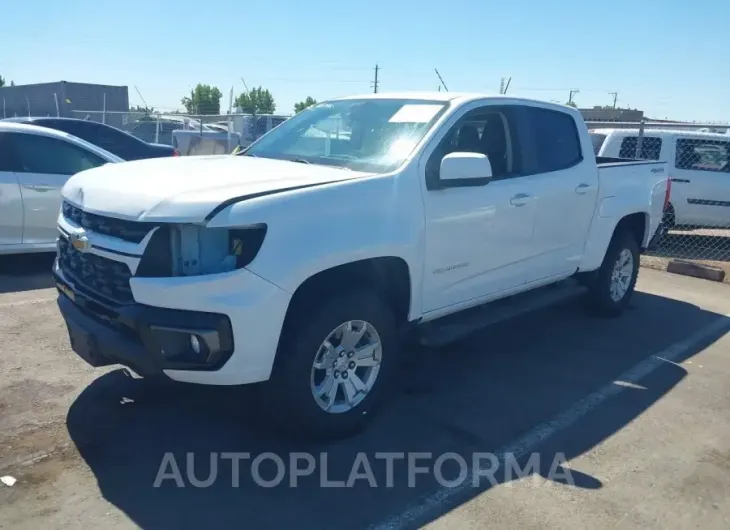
62, 155, 366, 222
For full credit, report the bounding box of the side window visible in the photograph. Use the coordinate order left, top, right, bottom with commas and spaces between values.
523, 106, 582, 172
618, 136, 662, 160
7, 133, 107, 175
675, 138, 730, 172
425, 106, 521, 187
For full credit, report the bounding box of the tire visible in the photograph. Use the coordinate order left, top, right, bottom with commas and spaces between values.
585, 230, 640, 317
262, 289, 400, 441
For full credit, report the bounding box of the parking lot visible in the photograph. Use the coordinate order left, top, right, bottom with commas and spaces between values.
1, 256, 730, 529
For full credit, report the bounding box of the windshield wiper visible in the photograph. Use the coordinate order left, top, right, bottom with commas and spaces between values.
292, 158, 311, 164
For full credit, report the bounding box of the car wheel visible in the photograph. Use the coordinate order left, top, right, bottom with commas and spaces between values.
264, 289, 400, 440
586, 230, 640, 317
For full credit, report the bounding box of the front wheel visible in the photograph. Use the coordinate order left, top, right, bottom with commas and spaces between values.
585, 231, 640, 317
263, 290, 400, 440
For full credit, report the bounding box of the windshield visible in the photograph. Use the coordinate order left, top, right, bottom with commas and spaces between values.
239, 98, 449, 172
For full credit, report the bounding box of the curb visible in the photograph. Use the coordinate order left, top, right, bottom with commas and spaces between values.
666, 259, 726, 282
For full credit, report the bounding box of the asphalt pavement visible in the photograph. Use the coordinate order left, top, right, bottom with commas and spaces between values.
1, 254, 729, 530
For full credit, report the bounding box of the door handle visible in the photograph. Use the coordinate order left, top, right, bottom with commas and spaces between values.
510, 193, 531, 206
575, 183, 593, 194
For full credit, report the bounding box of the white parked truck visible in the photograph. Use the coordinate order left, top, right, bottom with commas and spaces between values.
53, 93, 670, 439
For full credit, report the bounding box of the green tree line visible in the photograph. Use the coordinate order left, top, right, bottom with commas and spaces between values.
181, 83, 318, 115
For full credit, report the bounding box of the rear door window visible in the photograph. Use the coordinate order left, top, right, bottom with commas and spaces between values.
524, 106, 583, 173
618, 136, 663, 160
675, 138, 730, 172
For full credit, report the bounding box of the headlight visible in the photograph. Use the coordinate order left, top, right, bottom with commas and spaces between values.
170, 224, 267, 276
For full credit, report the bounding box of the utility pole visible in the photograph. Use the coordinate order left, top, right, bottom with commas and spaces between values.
609, 91, 618, 108
373, 64, 379, 94
568, 89, 579, 105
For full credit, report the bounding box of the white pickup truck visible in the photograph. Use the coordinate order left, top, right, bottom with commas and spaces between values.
53, 93, 670, 439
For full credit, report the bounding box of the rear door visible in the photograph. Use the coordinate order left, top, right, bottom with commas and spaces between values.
0, 133, 24, 245
672, 137, 730, 228
6, 131, 109, 243
519, 105, 600, 282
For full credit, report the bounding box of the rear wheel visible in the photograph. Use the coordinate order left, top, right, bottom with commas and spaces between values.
585, 230, 640, 317
263, 289, 400, 440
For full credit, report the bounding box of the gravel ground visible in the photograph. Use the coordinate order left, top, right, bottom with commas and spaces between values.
1, 255, 729, 530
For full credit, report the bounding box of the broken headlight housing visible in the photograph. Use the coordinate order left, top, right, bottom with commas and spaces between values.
169, 224, 267, 276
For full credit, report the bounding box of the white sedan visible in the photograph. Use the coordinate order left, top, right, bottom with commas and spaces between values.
0, 122, 122, 255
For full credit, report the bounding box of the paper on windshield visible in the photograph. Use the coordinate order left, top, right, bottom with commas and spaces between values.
388, 104, 443, 123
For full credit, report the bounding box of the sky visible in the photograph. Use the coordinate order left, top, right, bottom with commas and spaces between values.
1, 0, 728, 122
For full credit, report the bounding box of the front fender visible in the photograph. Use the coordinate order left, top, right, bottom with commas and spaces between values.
206, 173, 426, 320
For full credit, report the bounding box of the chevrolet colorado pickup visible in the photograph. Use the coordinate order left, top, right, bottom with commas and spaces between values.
53, 93, 670, 439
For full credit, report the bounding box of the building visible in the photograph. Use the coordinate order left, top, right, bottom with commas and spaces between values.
579, 106, 644, 122
0, 81, 129, 119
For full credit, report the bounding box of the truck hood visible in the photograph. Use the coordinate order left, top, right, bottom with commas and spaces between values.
62, 155, 367, 222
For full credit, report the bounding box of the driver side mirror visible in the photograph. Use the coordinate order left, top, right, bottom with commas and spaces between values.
439, 152, 493, 187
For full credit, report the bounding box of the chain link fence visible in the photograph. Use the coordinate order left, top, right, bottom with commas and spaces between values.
69, 110, 292, 155
589, 120, 730, 281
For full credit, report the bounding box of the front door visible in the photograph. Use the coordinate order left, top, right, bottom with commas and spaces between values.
420, 104, 538, 313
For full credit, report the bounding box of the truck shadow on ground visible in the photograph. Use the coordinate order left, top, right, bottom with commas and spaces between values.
0, 253, 56, 294
66, 291, 729, 530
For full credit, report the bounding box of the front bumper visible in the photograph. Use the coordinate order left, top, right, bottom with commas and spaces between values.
53, 257, 292, 385
54, 267, 235, 377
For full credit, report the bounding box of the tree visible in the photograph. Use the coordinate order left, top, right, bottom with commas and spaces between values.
294, 97, 317, 113
0, 76, 16, 87
565, 100, 577, 108
234, 86, 276, 114
181, 84, 223, 115
130, 104, 154, 114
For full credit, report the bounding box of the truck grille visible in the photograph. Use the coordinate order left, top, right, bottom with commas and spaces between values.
58, 237, 133, 304
62, 201, 155, 243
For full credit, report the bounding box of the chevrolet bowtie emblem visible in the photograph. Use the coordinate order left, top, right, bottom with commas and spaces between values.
69, 232, 91, 252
